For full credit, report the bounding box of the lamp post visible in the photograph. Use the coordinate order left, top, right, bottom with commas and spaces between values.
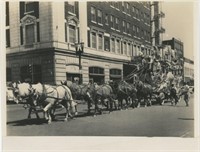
75, 41, 84, 84
75, 42, 84, 70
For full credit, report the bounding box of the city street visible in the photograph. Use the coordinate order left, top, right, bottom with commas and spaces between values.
6, 95, 194, 137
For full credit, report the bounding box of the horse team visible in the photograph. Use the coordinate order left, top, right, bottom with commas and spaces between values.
9, 78, 189, 124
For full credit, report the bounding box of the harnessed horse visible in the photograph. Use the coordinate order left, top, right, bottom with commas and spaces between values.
12, 82, 76, 124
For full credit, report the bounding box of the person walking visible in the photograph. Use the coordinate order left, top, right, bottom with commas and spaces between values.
179, 82, 190, 106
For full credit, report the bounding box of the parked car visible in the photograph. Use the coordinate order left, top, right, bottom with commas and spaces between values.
6, 87, 18, 104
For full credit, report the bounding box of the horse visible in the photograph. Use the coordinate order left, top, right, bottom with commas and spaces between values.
92, 83, 117, 116
135, 80, 153, 107
113, 80, 137, 109
12, 82, 76, 124
61, 80, 95, 114
11, 82, 41, 119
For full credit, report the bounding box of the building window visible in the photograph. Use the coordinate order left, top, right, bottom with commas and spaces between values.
122, 2, 125, 12
110, 69, 122, 81
6, 29, 10, 47
69, 25, 76, 43
123, 21, 126, 33
98, 33, 103, 50
91, 32, 97, 48
6, 68, 12, 82
115, 2, 120, 9
25, 2, 35, 13
128, 43, 131, 56
105, 14, 109, 25
115, 18, 119, 30
68, 1, 75, 14
104, 36, 110, 51
110, 15, 114, 28
111, 38, 115, 52
6, 2, 9, 26
133, 25, 136, 35
136, 26, 140, 37
126, 2, 130, 14
91, 6, 96, 22
127, 22, 130, 34
116, 39, 120, 53
123, 42, 127, 55
97, 10, 102, 24
20, 65, 42, 83
25, 24, 35, 44
22, 1, 39, 18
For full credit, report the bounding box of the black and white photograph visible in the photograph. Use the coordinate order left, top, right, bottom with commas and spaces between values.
1, 0, 200, 151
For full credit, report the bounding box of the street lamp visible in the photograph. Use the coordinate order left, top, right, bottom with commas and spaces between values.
75, 41, 84, 70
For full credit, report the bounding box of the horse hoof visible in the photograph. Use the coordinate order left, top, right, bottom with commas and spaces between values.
93, 115, 96, 117
48, 121, 51, 124
64, 118, 68, 121
75, 112, 78, 116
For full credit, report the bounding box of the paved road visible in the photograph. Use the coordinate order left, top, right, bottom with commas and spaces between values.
6, 95, 194, 137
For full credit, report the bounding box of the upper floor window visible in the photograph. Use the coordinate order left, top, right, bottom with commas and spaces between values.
122, 21, 126, 33
20, 2, 39, 19
105, 14, 109, 25
126, 2, 130, 14
110, 15, 114, 28
116, 39, 120, 53
68, 1, 75, 14
91, 32, 97, 48
6, 2, 9, 26
123, 42, 127, 55
122, 2, 125, 12
127, 22, 130, 33
98, 33, 103, 50
25, 2, 35, 13
115, 18, 119, 30
6, 29, 10, 47
115, 2, 120, 9
25, 24, 35, 44
65, 16, 79, 44
69, 25, 76, 43
91, 6, 96, 22
133, 25, 136, 35
111, 38, 115, 52
97, 10, 102, 24
20, 15, 40, 45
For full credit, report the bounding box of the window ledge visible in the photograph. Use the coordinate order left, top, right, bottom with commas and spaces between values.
68, 12, 76, 16
116, 30, 120, 32
91, 20, 97, 24
24, 11, 34, 15
111, 27, 115, 30
98, 23, 103, 26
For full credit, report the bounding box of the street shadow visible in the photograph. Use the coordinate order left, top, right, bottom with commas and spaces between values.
178, 118, 194, 121
7, 118, 47, 126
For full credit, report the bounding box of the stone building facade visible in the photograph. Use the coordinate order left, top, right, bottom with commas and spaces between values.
6, 1, 152, 85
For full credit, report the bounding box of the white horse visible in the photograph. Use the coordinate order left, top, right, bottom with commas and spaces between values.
12, 82, 76, 124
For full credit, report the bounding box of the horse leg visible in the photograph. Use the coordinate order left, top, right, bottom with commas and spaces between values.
137, 98, 141, 108
47, 110, 52, 124
28, 107, 32, 119
144, 98, 147, 107
33, 107, 40, 119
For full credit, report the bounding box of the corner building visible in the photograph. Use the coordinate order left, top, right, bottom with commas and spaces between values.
6, 1, 152, 85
